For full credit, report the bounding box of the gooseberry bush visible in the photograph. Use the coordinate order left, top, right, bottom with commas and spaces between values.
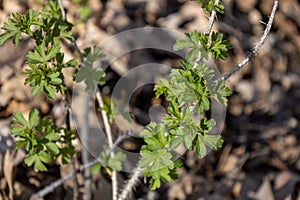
0, 0, 277, 199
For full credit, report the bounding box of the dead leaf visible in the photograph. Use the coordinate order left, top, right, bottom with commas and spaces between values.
249, 178, 274, 200
4, 150, 14, 200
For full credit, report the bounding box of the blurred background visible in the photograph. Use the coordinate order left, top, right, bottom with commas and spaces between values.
0, 0, 299, 199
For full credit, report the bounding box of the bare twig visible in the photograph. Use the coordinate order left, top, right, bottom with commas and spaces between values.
81, 94, 92, 200
95, 90, 118, 200
117, 167, 142, 200
57, 0, 66, 21
71, 158, 79, 200
29, 160, 97, 200
73, 40, 84, 62
63, 93, 80, 199
221, 0, 278, 81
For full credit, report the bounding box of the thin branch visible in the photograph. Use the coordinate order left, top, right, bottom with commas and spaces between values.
81, 94, 92, 200
62, 92, 80, 199
117, 167, 142, 200
29, 135, 128, 200
71, 158, 79, 200
205, 0, 220, 36
193, 0, 219, 69
221, 0, 278, 81
95, 90, 118, 200
58, 0, 83, 63
57, 0, 66, 21
29, 160, 98, 200
65, 94, 80, 199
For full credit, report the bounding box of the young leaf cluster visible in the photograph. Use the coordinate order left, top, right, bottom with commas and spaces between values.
193, 0, 225, 14
11, 109, 76, 171
174, 30, 232, 62
0, 1, 78, 99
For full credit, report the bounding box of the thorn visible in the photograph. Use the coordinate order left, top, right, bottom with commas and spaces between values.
259, 20, 267, 26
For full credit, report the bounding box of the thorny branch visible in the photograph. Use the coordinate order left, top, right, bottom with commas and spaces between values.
221, 0, 278, 80
117, 1, 278, 199
117, 167, 143, 200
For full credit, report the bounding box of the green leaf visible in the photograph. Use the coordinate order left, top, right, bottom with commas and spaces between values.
25, 152, 50, 172
31, 85, 42, 96
186, 48, 200, 64
42, 1, 61, 19
43, 84, 56, 99
48, 72, 63, 85
75, 66, 106, 92
45, 132, 60, 141
194, 0, 225, 14
204, 135, 223, 150
47, 72, 59, 79
38, 151, 51, 163
139, 149, 173, 172
25, 44, 45, 64
107, 152, 126, 171
46, 43, 61, 61
209, 32, 232, 60
60, 143, 76, 164
186, 31, 200, 45
210, 80, 232, 106
50, 77, 62, 84
194, 136, 207, 157
173, 39, 193, 51
24, 154, 35, 166
169, 136, 182, 149
29, 109, 39, 129
45, 142, 60, 155
90, 163, 101, 174
25, 41, 61, 64
184, 134, 193, 149
141, 122, 168, 150
0, 9, 42, 46
54, 21, 74, 41
0, 19, 21, 46
33, 155, 48, 172
10, 126, 24, 135
12, 111, 29, 127
64, 59, 78, 68
149, 178, 161, 190
15, 140, 28, 149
